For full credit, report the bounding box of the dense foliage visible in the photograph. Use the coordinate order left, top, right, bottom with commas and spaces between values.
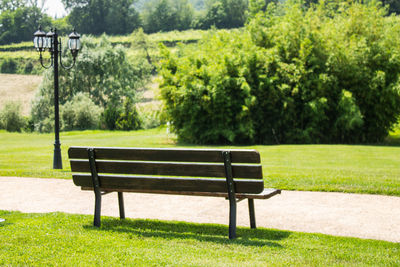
0, 29, 208, 75
381, 0, 400, 14
0, 101, 27, 132
31, 36, 151, 132
2, 0, 400, 45
0, 58, 17, 73
195, 0, 248, 29
62, 0, 141, 35
0, 0, 249, 45
0, 4, 51, 45
160, 0, 400, 144
142, 0, 194, 33
61, 92, 103, 130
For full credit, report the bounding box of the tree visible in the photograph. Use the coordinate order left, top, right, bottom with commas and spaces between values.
106, 0, 141, 35
381, 0, 400, 14
131, 28, 157, 72
142, 0, 194, 33
175, 0, 195, 30
197, 0, 248, 29
142, 0, 173, 33
62, 0, 141, 35
0, 0, 25, 12
0, 5, 51, 45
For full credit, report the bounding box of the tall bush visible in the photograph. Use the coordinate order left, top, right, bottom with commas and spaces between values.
0, 101, 26, 132
115, 98, 142, 131
61, 93, 103, 130
160, 31, 255, 144
1, 58, 17, 73
160, 1, 400, 144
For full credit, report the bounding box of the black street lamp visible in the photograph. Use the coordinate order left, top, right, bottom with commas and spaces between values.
33, 26, 81, 169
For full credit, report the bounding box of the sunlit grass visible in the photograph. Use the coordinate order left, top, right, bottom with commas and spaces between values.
0, 128, 175, 178
0, 210, 398, 266
1, 128, 400, 196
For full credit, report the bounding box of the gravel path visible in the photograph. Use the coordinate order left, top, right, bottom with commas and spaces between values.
0, 176, 399, 243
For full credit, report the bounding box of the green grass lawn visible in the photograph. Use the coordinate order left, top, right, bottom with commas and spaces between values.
1, 127, 400, 196
0, 210, 398, 266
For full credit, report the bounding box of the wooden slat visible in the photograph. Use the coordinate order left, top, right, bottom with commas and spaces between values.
68, 147, 260, 163
73, 174, 264, 194
70, 160, 263, 179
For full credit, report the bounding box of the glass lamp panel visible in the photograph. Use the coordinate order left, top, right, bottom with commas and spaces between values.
46, 37, 51, 48
37, 37, 44, 49
33, 36, 38, 49
43, 37, 48, 49
76, 39, 81, 50
68, 38, 75, 50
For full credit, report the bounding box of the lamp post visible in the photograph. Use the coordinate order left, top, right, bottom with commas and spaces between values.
33, 26, 81, 169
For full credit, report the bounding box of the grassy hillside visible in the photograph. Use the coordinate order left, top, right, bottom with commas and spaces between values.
0, 30, 208, 75
0, 74, 42, 115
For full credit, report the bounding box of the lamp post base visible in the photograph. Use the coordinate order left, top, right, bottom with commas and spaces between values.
53, 144, 62, 169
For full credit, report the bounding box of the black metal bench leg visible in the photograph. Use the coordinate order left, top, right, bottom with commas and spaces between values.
228, 198, 237, 239
94, 191, 101, 227
118, 192, 125, 219
223, 151, 237, 239
248, 198, 256, 229
88, 148, 102, 227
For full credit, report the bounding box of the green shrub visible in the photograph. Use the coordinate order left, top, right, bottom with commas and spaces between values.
101, 98, 142, 131
159, 1, 400, 144
115, 98, 142, 131
1, 58, 17, 73
0, 102, 26, 132
61, 93, 103, 130
23, 116, 35, 132
36, 117, 54, 133
137, 103, 165, 129
101, 103, 123, 130
160, 33, 256, 144
23, 61, 34, 74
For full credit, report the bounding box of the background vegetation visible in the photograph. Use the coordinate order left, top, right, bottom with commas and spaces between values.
2, 0, 400, 142
0, 0, 249, 45
0, 29, 207, 76
160, 0, 400, 144
2, 0, 399, 46
30, 35, 152, 132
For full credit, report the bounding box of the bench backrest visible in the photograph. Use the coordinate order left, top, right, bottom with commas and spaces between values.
68, 147, 264, 194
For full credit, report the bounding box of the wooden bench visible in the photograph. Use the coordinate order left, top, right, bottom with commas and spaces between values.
68, 146, 281, 239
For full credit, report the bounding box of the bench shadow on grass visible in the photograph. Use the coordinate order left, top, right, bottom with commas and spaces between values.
84, 218, 290, 247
